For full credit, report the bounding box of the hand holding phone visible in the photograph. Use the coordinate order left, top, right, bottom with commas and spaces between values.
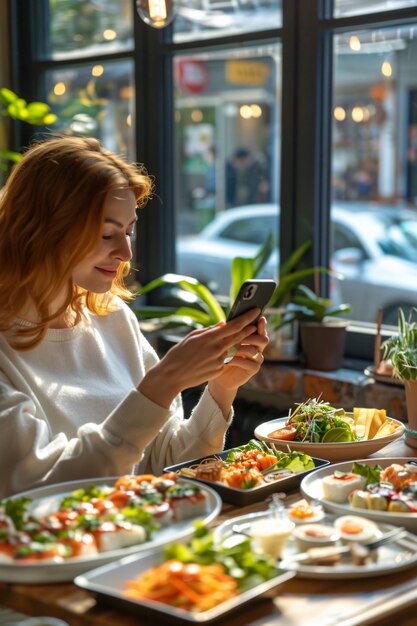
225, 279, 276, 362
227, 279, 276, 323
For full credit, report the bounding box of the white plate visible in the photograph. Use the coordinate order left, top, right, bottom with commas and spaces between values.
75, 549, 294, 624
213, 510, 417, 580
254, 416, 405, 462
300, 457, 417, 532
1, 477, 222, 584
364, 366, 403, 387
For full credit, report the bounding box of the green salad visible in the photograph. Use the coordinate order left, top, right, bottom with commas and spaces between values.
286, 397, 357, 443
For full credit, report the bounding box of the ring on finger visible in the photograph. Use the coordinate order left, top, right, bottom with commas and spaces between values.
252, 351, 263, 362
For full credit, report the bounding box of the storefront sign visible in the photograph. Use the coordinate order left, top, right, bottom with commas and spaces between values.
176, 59, 209, 94
225, 60, 270, 85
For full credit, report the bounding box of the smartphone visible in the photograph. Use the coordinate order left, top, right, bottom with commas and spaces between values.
224, 279, 276, 363
227, 279, 277, 323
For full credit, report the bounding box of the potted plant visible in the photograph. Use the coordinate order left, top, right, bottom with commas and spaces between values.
0, 87, 57, 174
133, 236, 327, 361
382, 307, 417, 446
287, 284, 352, 371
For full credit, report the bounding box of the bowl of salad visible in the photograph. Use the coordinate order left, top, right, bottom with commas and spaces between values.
254, 398, 405, 462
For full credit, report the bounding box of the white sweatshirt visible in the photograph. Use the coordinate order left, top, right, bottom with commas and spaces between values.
0, 301, 232, 498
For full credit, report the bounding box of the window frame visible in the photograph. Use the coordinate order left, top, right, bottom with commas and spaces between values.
8, 0, 417, 362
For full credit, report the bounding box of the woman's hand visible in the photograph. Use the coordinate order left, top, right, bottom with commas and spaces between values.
138, 309, 264, 409
207, 316, 269, 416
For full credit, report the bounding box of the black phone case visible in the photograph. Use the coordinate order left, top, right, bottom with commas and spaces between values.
227, 279, 276, 322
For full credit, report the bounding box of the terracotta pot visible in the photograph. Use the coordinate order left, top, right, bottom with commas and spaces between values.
300, 320, 348, 371
405, 380, 417, 428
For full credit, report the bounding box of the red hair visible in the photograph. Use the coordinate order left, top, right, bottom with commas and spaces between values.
0, 136, 153, 349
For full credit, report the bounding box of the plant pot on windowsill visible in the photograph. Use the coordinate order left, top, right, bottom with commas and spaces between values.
299, 318, 349, 371
288, 285, 352, 372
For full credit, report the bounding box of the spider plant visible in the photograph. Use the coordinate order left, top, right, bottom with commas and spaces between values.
382, 307, 417, 381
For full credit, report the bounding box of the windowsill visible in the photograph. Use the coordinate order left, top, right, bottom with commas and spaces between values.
242, 360, 407, 422
145, 327, 406, 423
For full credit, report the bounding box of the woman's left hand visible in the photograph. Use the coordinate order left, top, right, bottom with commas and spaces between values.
208, 317, 269, 415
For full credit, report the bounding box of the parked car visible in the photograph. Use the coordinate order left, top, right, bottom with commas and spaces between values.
176, 202, 417, 324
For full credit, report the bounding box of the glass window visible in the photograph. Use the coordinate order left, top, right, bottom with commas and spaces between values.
173, 44, 280, 295
219, 215, 277, 244
46, 0, 133, 59
334, 0, 417, 18
44, 59, 135, 158
331, 24, 417, 325
173, 0, 281, 43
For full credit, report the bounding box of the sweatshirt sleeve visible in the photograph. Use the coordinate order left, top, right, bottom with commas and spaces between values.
0, 305, 234, 498
136, 386, 233, 475
0, 340, 233, 499
0, 374, 174, 498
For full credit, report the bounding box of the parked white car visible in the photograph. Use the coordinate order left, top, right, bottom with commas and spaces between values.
176, 202, 417, 324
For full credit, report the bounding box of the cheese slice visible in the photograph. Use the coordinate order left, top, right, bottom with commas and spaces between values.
368, 409, 387, 439
373, 419, 397, 439
353, 408, 387, 440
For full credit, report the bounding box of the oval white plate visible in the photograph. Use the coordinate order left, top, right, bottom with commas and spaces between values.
300, 457, 417, 532
213, 510, 417, 579
254, 415, 405, 462
0, 477, 222, 584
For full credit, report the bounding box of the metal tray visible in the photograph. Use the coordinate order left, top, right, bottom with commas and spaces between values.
74, 549, 295, 624
164, 451, 330, 506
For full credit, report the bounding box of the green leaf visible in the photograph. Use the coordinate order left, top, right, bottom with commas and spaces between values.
26, 102, 51, 116
270, 267, 327, 309
7, 102, 27, 120
230, 233, 275, 303
133, 306, 213, 328
0, 87, 19, 105
3, 496, 32, 530
0, 149, 22, 163
137, 273, 226, 323
253, 232, 275, 276
279, 240, 311, 277
382, 307, 417, 379
230, 256, 256, 302
325, 303, 352, 317
352, 461, 382, 486
42, 113, 58, 124
289, 284, 350, 322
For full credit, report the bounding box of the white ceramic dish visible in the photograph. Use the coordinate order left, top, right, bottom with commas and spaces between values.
254, 416, 405, 462
364, 366, 403, 387
0, 477, 222, 584
300, 457, 417, 532
74, 549, 294, 624
213, 510, 417, 579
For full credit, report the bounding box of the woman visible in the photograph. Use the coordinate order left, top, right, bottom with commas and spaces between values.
0, 136, 268, 499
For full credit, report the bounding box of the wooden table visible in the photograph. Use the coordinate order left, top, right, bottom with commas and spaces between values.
1, 437, 417, 626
